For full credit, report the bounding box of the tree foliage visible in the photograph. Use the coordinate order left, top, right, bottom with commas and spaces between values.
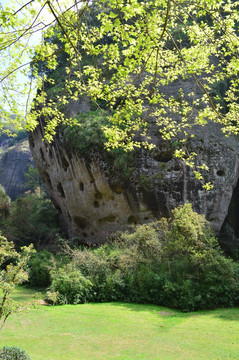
5, 190, 63, 248
0, 235, 35, 330
0, 185, 10, 229
0, 0, 239, 183
0, 346, 31, 360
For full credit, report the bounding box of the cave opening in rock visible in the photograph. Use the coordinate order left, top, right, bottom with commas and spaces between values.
217, 169, 225, 177
57, 182, 65, 198
73, 216, 87, 229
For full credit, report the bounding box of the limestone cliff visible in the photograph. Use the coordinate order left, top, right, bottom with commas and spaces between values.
0, 135, 35, 200
29, 110, 239, 244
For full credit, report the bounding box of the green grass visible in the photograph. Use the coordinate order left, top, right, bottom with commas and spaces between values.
0, 288, 239, 360
2, 286, 44, 303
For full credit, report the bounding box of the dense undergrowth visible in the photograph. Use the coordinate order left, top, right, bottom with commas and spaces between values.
0, 182, 238, 312
27, 203, 239, 312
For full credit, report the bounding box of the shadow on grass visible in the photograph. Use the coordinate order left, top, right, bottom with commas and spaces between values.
86, 301, 186, 318
86, 301, 239, 323
2, 286, 46, 303
211, 307, 239, 321
8, 287, 239, 324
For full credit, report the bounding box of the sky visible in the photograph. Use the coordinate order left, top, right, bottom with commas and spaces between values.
0, 0, 82, 119
0, 0, 55, 115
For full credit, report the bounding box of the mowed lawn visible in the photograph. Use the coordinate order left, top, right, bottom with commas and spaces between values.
0, 288, 239, 360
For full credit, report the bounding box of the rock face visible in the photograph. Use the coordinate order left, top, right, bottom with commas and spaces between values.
0, 136, 35, 200
29, 114, 239, 243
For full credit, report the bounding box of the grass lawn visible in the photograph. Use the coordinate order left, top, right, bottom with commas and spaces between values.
0, 288, 239, 360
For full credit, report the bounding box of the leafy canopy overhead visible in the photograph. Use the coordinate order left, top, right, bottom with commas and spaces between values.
0, 0, 239, 185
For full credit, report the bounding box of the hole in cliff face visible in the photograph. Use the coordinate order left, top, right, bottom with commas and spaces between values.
79, 182, 84, 191
94, 201, 100, 208
50, 196, 62, 213
29, 138, 35, 148
111, 185, 122, 194
128, 215, 137, 224
98, 215, 116, 224
217, 169, 225, 177
42, 171, 53, 191
61, 155, 69, 172
95, 192, 103, 200
83, 232, 88, 237
54, 203, 62, 213
57, 182, 65, 198
153, 151, 173, 162
73, 216, 87, 229
40, 148, 45, 162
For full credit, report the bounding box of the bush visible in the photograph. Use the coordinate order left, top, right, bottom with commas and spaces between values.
49, 203, 239, 311
64, 110, 108, 155
28, 250, 53, 287
68, 247, 111, 301
0, 346, 31, 360
50, 265, 93, 304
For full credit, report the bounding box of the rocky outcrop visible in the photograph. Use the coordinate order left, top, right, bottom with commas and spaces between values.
0, 136, 35, 199
29, 113, 239, 243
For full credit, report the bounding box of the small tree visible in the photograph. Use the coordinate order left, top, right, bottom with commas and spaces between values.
0, 235, 35, 330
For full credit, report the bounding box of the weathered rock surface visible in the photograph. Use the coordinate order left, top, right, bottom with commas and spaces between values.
0, 136, 34, 199
29, 114, 239, 243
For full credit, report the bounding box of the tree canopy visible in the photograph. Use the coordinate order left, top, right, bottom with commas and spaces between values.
0, 0, 239, 186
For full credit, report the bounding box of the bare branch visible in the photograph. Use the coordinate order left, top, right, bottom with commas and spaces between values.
46, 0, 80, 55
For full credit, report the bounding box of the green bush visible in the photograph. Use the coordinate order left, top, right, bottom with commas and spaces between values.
50, 264, 93, 304
64, 110, 108, 155
28, 250, 53, 287
0, 346, 31, 360
68, 247, 111, 301
49, 203, 239, 311
159, 203, 238, 310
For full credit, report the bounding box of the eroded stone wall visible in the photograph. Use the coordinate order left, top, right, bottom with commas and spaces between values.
29, 117, 239, 243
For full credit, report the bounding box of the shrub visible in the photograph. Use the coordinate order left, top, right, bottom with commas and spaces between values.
50, 264, 93, 304
160, 203, 238, 310
50, 203, 239, 311
68, 247, 111, 301
64, 110, 108, 155
0, 346, 31, 360
28, 250, 53, 287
